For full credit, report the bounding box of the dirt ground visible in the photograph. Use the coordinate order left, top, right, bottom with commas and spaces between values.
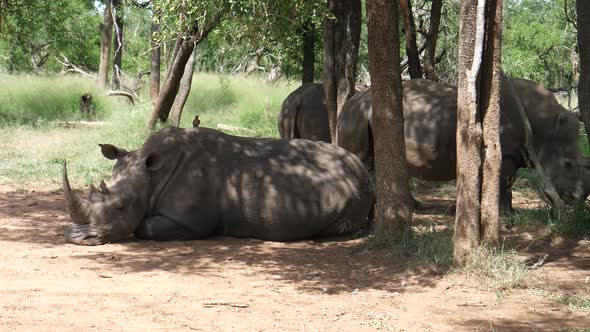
0, 186, 589, 331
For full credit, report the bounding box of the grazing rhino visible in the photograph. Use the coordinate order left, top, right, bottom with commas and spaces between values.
277, 83, 368, 142
63, 127, 373, 245
337, 78, 585, 210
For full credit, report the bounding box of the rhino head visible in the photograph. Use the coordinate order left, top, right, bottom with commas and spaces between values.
534, 111, 586, 206
63, 144, 162, 245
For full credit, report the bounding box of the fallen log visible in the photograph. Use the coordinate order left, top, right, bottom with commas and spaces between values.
51, 121, 107, 128
216, 123, 255, 134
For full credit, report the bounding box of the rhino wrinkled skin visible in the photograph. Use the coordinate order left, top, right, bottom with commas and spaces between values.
278, 78, 586, 210
63, 127, 374, 245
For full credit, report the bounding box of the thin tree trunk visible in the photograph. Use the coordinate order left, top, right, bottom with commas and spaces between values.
399, 0, 423, 79
323, 0, 338, 142
112, 0, 124, 90
166, 34, 183, 78
423, 0, 443, 81
98, 0, 114, 89
150, 10, 161, 105
454, 0, 485, 266
479, 0, 502, 244
146, 34, 196, 130
577, 0, 590, 147
367, 0, 413, 239
302, 20, 315, 84
146, 13, 223, 130
454, 0, 502, 265
324, 0, 362, 143
170, 49, 197, 127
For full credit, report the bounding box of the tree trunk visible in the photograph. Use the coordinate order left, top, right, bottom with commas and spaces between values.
98, 0, 114, 90
577, 0, 590, 147
112, 0, 124, 90
146, 13, 223, 130
454, 0, 503, 266
166, 34, 183, 78
399, 0, 423, 79
479, 0, 502, 245
150, 10, 161, 105
170, 49, 197, 127
302, 20, 315, 84
146, 33, 197, 130
423, 0, 443, 81
323, 0, 337, 142
324, 0, 362, 143
367, 0, 413, 239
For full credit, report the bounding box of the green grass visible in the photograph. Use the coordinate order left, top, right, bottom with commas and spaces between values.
0, 74, 116, 124
537, 290, 590, 313
0, 73, 296, 188
359, 225, 454, 270
502, 204, 590, 238
463, 245, 529, 290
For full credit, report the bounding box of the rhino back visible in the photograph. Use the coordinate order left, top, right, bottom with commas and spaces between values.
295, 83, 330, 142
337, 87, 373, 162
402, 79, 458, 180
278, 83, 330, 142
143, 127, 372, 241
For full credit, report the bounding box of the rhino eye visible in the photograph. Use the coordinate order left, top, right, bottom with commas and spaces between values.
564, 160, 573, 169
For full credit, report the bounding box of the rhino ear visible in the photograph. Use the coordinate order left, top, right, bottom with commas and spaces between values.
144, 152, 164, 171
99, 144, 128, 160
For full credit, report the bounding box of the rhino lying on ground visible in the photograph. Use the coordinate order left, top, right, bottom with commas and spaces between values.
63, 127, 373, 245
337, 78, 585, 210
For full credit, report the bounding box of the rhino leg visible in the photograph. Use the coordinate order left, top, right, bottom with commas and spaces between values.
500, 158, 519, 212
135, 216, 207, 241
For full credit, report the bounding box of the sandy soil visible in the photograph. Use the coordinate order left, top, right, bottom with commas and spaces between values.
0, 187, 589, 331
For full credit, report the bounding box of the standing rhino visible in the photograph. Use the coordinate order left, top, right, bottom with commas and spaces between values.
277, 83, 368, 143
337, 78, 585, 210
63, 127, 373, 245
277, 83, 330, 142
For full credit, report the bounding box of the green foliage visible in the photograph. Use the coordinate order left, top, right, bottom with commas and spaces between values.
503, 0, 577, 87
0, 0, 101, 72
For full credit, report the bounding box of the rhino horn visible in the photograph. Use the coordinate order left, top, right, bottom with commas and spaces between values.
63, 162, 90, 225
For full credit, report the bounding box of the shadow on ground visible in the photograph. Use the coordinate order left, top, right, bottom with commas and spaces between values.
0, 190, 444, 295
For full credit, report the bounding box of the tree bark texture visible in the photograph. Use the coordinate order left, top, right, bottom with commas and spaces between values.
170, 49, 197, 127
324, 0, 362, 143
399, 0, 423, 79
302, 20, 315, 84
423, 0, 442, 81
577, 0, 590, 147
454, 0, 502, 265
112, 0, 124, 90
479, 0, 502, 245
367, 0, 413, 239
98, 0, 114, 90
150, 10, 161, 105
